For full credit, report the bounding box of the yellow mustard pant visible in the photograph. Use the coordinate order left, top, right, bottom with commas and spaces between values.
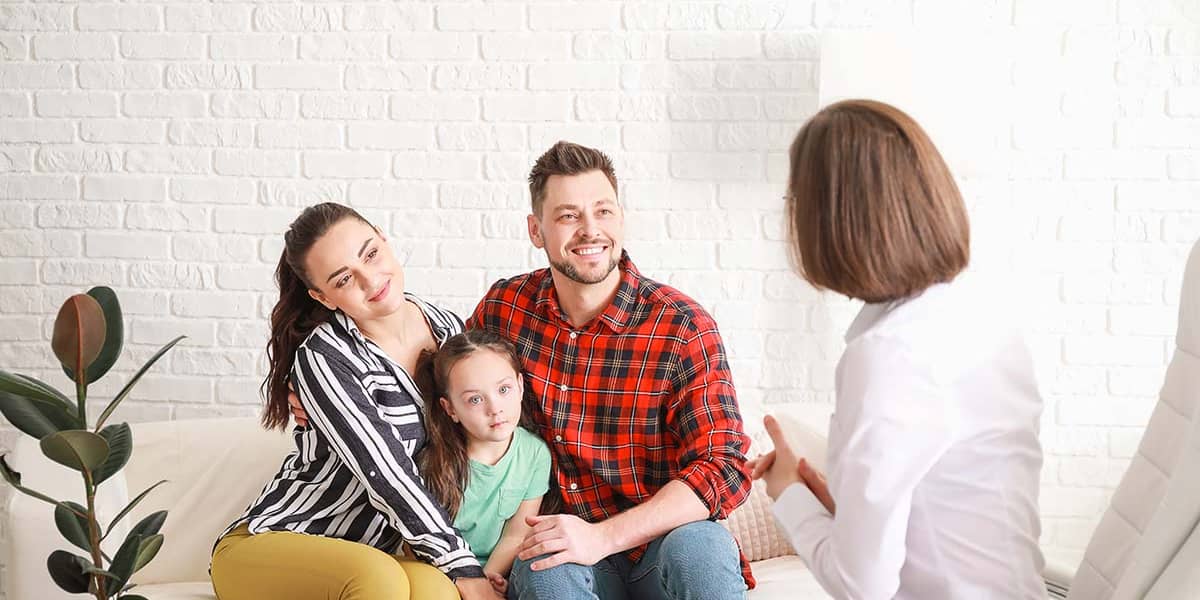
211, 525, 458, 600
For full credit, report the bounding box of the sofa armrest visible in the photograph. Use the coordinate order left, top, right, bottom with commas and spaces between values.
1043, 560, 1074, 599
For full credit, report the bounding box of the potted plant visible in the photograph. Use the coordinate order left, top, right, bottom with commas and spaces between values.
0, 286, 184, 600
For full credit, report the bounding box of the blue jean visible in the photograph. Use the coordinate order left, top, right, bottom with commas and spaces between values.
508, 520, 746, 600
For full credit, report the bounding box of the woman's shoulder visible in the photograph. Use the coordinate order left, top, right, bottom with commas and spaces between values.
293, 315, 369, 374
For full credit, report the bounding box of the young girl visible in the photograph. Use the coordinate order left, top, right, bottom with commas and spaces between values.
418, 330, 553, 597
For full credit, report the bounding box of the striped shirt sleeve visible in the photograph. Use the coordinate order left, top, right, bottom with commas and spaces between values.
292, 346, 483, 580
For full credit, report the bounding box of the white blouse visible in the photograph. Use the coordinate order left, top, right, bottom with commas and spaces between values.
772, 278, 1046, 599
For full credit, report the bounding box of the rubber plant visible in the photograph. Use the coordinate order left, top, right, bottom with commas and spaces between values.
0, 286, 184, 599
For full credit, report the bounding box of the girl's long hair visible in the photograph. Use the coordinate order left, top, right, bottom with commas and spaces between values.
261, 202, 372, 431
416, 330, 534, 518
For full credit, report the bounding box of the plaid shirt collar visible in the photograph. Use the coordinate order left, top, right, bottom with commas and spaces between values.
534, 250, 641, 334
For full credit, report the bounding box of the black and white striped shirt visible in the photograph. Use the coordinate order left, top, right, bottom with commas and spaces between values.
227, 294, 482, 579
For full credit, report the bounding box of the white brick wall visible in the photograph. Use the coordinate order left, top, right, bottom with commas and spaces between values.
2, 0, 1199, 593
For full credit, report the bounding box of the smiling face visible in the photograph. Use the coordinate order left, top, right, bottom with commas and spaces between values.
528, 169, 625, 287
439, 349, 524, 446
303, 217, 406, 322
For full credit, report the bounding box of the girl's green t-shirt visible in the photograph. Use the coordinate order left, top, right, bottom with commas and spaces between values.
453, 427, 552, 565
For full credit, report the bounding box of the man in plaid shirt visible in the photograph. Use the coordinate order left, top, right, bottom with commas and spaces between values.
468, 141, 754, 599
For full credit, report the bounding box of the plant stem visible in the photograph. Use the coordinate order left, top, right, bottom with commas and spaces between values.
76, 376, 88, 430
84, 470, 107, 600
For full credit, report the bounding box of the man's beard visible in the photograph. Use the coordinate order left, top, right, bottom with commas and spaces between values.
549, 254, 619, 285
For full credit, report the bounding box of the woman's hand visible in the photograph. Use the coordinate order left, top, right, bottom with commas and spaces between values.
287, 381, 309, 427
748, 415, 836, 514
456, 576, 504, 600
485, 571, 508, 596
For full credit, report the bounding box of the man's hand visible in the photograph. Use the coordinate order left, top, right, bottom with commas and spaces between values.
287, 382, 309, 428
456, 576, 504, 600
484, 571, 508, 596
747, 415, 834, 515
516, 514, 612, 571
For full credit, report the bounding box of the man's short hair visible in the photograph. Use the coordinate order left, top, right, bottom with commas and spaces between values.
528, 141, 618, 215
785, 99, 970, 303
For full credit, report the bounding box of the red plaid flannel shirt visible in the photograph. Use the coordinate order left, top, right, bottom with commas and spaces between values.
467, 252, 756, 588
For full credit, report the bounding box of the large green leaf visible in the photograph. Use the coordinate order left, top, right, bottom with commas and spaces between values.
108, 533, 143, 590
85, 286, 124, 384
95, 335, 185, 430
54, 500, 92, 553
0, 389, 77, 439
127, 510, 167, 540
0, 370, 74, 410
51, 294, 107, 382
92, 423, 131, 486
132, 533, 163, 573
40, 430, 110, 473
46, 550, 91, 594
106, 480, 167, 534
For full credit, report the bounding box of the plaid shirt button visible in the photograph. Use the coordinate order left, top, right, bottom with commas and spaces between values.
554, 435, 563, 442
569, 331, 578, 339
559, 383, 567, 391
569, 482, 578, 490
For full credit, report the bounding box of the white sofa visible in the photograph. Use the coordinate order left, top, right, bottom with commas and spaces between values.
4, 414, 828, 600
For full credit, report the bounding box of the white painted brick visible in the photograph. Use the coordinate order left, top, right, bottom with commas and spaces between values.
172, 233, 256, 262
390, 210, 481, 240
623, 123, 714, 151
718, 2, 814, 29
436, 124, 525, 151
253, 5, 340, 32
394, 152, 481, 180
213, 206, 296, 234
0, 64, 72, 89
125, 148, 209, 174
303, 151, 389, 178
528, 123, 621, 152
668, 211, 759, 239
718, 122, 799, 151
530, 4, 619, 30
212, 92, 297, 119
392, 32, 475, 60
1118, 118, 1200, 148
669, 33, 761, 59
0, 288, 43, 314
349, 181, 434, 209
482, 33, 572, 61
1058, 396, 1156, 428
214, 378, 265, 404
1107, 365, 1169, 396
577, 94, 667, 121
1168, 88, 1200, 117
624, 3, 717, 30
1168, 28, 1200, 55
120, 34, 203, 60
36, 147, 121, 173
41, 260, 124, 286
82, 175, 164, 202
438, 183, 524, 209
345, 4, 431, 31
1163, 213, 1200, 242
0, 204, 35, 229
32, 34, 116, 60
435, 64, 523, 90
485, 153, 533, 182
127, 374, 215, 404
622, 181, 715, 210
259, 180, 347, 206
0, 260, 37, 285
214, 150, 297, 177
210, 34, 295, 60
128, 263, 214, 290
0, 93, 26, 118
0, 34, 28, 61
165, 5, 250, 32
0, 315, 41, 341
479, 211, 526, 239
1, 175, 77, 200
613, 152, 669, 180
256, 121, 341, 149
169, 121, 254, 148
0, 120, 74, 144
574, 33, 664, 60
814, 0, 914, 27
86, 232, 169, 260
1045, 366, 1108, 396
0, 6, 73, 31
669, 95, 760, 120
482, 94, 570, 122
172, 348, 259, 376
1117, 182, 1200, 210
764, 32, 820, 59
216, 264, 275, 291
1062, 273, 1163, 304
622, 241, 716, 270
621, 62, 715, 90
1109, 428, 1144, 458
1064, 335, 1166, 366
717, 240, 791, 269
217, 321, 268, 347
301, 93, 386, 119
342, 122, 427, 150
1015, 0, 1115, 24
166, 64, 251, 90
1065, 151, 1166, 180
124, 92, 207, 118
1114, 242, 1192, 275
255, 64, 341, 90
300, 34, 387, 60
345, 65, 427, 91
79, 63, 161, 90
436, 4, 523, 31
35, 92, 118, 118
126, 205, 208, 232
717, 62, 816, 90
440, 240, 528, 267
6, 230, 80, 259
1116, 58, 1200, 87
170, 177, 256, 205
671, 152, 765, 180
1013, 118, 1115, 150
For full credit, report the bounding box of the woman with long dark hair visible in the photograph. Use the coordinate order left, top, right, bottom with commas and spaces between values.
751, 100, 1045, 598
210, 203, 499, 600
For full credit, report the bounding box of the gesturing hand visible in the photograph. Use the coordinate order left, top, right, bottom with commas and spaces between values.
516, 514, 612, 571
287, 381, 309, 428
747, 415, 836, 514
